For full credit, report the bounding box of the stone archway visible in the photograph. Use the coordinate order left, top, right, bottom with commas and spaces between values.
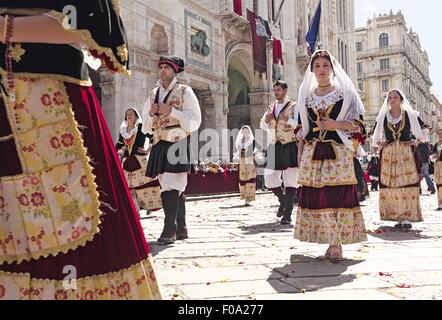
225, 43, 271, 157
227, 66, 251, 131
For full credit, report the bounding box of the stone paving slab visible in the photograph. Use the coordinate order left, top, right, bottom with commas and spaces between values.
178, 280, 299, 299
380, 286, 442, 300
157, 265, 278, 285
280, 274, 396, 291
143, 186, 442, 300
253, 289, 399, 300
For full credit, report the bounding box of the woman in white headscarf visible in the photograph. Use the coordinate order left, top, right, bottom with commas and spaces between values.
431, 128, 442, 210
235, 126, 257, 206
294, 50, 367, 260
372, 89, 425, 229
116, 108, 162, 215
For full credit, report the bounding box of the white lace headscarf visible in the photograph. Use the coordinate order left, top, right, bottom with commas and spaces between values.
372, 89, 424, 147
235, 125, 254, 151
298, 50, 365, 155
120, 108, 142, 140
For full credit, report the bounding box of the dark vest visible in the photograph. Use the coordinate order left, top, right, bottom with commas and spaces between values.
383, 111, 413, 143
304, 99, 344, 144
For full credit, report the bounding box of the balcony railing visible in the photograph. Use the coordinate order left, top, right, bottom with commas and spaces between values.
357, 45, 406, 60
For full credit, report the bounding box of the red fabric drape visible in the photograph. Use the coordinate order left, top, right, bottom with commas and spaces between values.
272, 38, 284, 65
247, 10, 272, 74
233, 0, 242, 16
185, 172, 240, 195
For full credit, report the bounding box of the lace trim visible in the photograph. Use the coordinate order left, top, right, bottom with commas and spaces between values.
120, 120, 142, 140
386, 111, 403, 125
307, 88, 344, 111
46, 10, 130, 76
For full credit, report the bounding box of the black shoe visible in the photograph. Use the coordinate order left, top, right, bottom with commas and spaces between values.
430, 189, 436, 195
402, 223, 412, 230
176, 193, 187, 239
158, 235, 176, 245
176, 234, 188, 241
272, 187, 286, 218
176, 227, 188, 240
281, 188, 296, 223
159, 190, 180, 245
394, 223, 403, 229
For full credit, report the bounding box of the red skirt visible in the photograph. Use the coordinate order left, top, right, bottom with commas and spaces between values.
0, 80, 161, 299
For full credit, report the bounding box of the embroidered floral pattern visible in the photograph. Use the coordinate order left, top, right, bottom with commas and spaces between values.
267, 102, 298, 145
10, 43, 26, 62
18, 194, 30, 206
41, 94, 52, 107
380, 142, 419, 188
0, 77, 101, 265
61, 133, 75, 147
134, 186, 162, 211
239, 183, 256, 202
380, 187, 422, 222
295, 207, 367, 244
55, 290, 68, 300
0, 258, 161, 300
239, 151, 257, 182
61, 200, 82, 223
122, 155, 155, 188
30, 192, 45, 207
299, 142, 357, 188
0, 233, 14, 255
80, 175, 88, 188
53, 91, 64, 106
151, 85, 190, 144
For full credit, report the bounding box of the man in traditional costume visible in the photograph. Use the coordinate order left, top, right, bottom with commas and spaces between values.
260, 81, 300, 225
142, 56, 201, 245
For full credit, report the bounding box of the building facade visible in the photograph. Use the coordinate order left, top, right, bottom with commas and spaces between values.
430, 94, 442, 144
356, 10, 433, 141
93, 0, 356, 159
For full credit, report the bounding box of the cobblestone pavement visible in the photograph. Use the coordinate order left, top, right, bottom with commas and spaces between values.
140, 186, 442, 300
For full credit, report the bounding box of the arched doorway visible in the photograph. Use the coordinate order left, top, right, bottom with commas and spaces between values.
226, 49, 254, 158
227, 67, 251, 130
225, 43, 268, 159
